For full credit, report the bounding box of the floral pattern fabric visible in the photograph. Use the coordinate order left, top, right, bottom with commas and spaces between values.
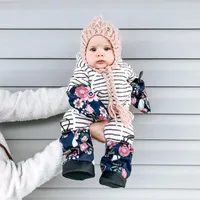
131, 78, 151, 113
67, 84, 110, 121
100, 140, 134, 179
63, 79, 150, 183
60, 128, 94, 163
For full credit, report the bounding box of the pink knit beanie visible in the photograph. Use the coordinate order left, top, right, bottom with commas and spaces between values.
80, 16, 121, 66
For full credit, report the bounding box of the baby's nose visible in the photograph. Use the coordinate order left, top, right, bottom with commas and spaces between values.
97, 53, 104, 57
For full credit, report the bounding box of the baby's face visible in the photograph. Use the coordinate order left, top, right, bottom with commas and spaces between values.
85, 35, 115, 69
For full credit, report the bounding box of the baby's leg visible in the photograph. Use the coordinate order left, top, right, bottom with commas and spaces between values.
99, 121, 134, 188
60, 108, 95, 180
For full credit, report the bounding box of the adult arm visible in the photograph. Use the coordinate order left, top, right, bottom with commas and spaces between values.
0, 87, 69, 123
0, 133, 63, 199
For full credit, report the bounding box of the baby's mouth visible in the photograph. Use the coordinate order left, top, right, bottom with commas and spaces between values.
96, 60, 105, 64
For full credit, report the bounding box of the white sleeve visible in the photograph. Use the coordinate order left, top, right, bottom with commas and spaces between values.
17, 139, 63, 198
0, 87, 69, 123
0, 138, 63, 199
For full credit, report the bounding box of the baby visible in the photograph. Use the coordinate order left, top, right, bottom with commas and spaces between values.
60, 16, 151, 188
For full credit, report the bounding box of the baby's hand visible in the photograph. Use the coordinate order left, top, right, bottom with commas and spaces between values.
131, 71, 145, 96
130, 71, 151, 113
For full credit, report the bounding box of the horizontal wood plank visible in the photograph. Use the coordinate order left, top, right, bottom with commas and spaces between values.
7, 140, 200, 165
1, 1, 200, 29
0, 30, 200, 58
2, 115, 200, 140
1, 60, 200, 87
3, 87, 200, 114
41, 165, 200, 189
25, 188, 200, 200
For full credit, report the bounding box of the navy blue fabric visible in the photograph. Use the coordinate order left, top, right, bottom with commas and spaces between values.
100, 141, 134, 180
60, 128, 94, 163
131, 78, 151, 113
67, 84, 110, 121
61, 79, 150, 183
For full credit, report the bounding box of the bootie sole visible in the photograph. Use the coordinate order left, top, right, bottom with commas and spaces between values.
63, 160, 95, 180
99, 171, 126, 188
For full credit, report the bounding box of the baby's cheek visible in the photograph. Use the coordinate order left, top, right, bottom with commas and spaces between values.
85, 56, 93, 66
109, 56, 115, 65
88, 59, 95, 67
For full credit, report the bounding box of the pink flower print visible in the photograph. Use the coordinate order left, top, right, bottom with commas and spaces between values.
86, 105, 94, 114
74, 99, 84, 109
121, 168, 127, 178
99, 106, 108, 117
93, 95, 98, 101
68, 148, 79, 158
131, 97, 137, 105
80, 143, 88, 151
81, 136, 88, 142
129, 145, 134, 154
107, 140, 112, 146
107, 141, 118, 148
119, 144, 130, 157
88, 92, 98, 102
87, 91, 95, 99
75, 86, 89, 99
99, 116, 106, 121
74, 132, 80, 140
103, 165, 106, 171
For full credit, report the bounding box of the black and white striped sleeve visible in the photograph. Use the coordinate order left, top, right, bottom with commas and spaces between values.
120, 61, 137, 83
126, 64, 137, 83
67, 60, 90, 92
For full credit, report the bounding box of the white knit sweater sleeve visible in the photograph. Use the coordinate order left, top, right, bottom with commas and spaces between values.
0, 137, 63, 199
0, 87, 69, 123
17, 139, 63, 198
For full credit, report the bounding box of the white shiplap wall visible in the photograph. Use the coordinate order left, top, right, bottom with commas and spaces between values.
0, 1, 200, 199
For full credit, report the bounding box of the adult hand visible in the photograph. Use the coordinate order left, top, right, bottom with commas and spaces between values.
90, 120, 108, 143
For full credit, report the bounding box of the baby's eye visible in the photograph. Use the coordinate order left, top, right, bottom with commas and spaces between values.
90, 48, 96, 52
104, 47, 111, 51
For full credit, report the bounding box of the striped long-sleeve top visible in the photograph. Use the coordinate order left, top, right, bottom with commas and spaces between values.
67, 54, 137, 110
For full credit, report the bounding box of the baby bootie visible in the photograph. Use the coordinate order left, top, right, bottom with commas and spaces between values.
60, 125, 95, 180
99, 139, 133, 188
